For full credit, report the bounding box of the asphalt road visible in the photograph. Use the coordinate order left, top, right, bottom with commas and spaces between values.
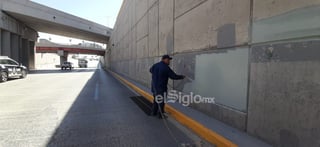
0, 66, 196, 147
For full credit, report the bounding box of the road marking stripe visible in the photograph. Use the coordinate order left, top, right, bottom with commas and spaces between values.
94, 83, 99, 100
108, 70, 237, 147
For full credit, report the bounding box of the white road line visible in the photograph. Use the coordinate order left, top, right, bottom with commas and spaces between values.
97, 63, 101, 69
94, 83, 99, 100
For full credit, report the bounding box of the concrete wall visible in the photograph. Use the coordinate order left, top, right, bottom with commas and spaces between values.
247, 1, 320, 146
107, 0, 320, 146
35, 53, 60, 69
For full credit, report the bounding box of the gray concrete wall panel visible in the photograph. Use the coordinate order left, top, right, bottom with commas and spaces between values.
248, 39, 320, 146
252, 4, 320, 43
174, 0, 207, 18
174, 0, 250, 53
159, 0, 174, 55
148, 3, 159, 57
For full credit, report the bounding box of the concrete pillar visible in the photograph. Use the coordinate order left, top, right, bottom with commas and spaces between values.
11, 33, 20, 62
59, 51, 68, 65
21, 39, 29, 68
28, 41, 35, 69
1, 30, 11, 57
0, 29, 2, 55
18, 37, 23, 63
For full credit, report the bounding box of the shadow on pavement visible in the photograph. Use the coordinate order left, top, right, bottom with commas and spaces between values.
46, 69, 194, 147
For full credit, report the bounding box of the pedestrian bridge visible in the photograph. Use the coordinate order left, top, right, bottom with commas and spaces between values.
1, 0, 111, 43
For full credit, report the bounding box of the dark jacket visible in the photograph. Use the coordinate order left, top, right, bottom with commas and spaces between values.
149, 61, 184, 94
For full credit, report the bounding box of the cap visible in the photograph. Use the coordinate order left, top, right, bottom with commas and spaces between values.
162, 55, 173, 60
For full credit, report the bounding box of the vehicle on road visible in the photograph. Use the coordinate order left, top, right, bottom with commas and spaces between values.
0, 56, 28, 82
61, 61, 73, 70
78, 59, 88, 68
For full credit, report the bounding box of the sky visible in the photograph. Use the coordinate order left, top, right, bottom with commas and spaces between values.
31, 0, 123, 45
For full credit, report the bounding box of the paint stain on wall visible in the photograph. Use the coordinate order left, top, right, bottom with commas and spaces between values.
217, 23, 236, 48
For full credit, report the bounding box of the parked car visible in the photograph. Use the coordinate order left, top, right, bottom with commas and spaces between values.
0, 56, 28, 82
61, 61, 73, 70
78, 59, 88, 68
